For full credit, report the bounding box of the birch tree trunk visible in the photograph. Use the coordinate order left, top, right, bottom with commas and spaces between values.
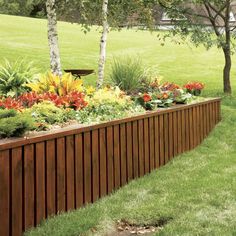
46, 0, 62, 77
97, 0, 109, 88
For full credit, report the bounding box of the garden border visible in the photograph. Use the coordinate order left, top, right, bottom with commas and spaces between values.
0, 98, 221, 236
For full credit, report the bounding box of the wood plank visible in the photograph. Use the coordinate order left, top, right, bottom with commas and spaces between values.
132, 121, 139, 178
144, 118, 150, 173
35, 142, 46, 225
126, 122, 133, 181
83, 132, 92, 203
92, 130, 99, 202
196, 106, 201, 145
159, 115, 164, 166
181, 110, 186, 153
154, 116, 160, 168
138, 120, 144, 176
99, 128, 107, 196
56, 138, 66, 213
113, 125, 121, 189
177, 111, 182, 154
149, 117, 155, 171
120, 124, 127, 186
185, 109, 190, 151
107, 126, 114, 193
168, 112, 173, 159
203, 104, 207, 138
66, 135, 75, 210
173, 111, 178, 157
11, 147, 23, 236
24, 144, 35, 229
0, 150, 10, 236
75, 134, 83, 208
46, 139, 56, 216
164, 114, 169, 163
189, 108, 194, 149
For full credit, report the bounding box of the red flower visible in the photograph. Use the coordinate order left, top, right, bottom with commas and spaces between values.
162, 92, 169, 99
143, 93, 152, 102
183, 82, 204, 91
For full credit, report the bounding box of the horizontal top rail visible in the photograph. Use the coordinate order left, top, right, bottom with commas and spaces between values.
0, 98, 221, 151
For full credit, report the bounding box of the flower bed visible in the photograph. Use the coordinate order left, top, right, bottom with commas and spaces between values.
0, 97, 221, 236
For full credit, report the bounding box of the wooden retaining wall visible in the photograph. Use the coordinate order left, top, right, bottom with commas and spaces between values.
0, 98, 221, 236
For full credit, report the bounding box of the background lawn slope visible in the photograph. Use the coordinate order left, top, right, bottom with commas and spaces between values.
1, 14, 236, 93
1, 14, 236, 236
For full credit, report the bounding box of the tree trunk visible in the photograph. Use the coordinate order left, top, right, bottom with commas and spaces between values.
223, 48, 232, 94
46, 0, 62, 77
97, 0, 109, 89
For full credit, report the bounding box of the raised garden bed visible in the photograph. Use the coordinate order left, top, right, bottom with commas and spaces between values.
0, 98, 221, 236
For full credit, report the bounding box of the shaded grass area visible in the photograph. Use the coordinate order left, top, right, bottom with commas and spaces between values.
25, 96, 236, 235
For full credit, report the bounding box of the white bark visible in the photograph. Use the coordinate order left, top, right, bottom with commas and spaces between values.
46, 0, 62, 77
97, 0, 109, 88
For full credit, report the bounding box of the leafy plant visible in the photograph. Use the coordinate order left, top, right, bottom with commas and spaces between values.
0, 96, 23, 110
110, 57, 151, 94
30, 101, 68, 125
0, 111, 35, 138
0, 59, 37, 97
27, 72, 84, 96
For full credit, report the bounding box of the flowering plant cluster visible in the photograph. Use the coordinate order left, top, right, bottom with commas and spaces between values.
136, 81, 196, 110
183, 82, 204, 96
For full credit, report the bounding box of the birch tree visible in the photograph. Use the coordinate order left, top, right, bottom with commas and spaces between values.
46, 0, 62, 77
97, 0, 109, 88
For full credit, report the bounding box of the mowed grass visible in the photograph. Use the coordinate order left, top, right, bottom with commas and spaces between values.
1, 14, 236, 236
1, 14, 236, 93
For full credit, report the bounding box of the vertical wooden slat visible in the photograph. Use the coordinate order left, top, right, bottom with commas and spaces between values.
107, 126, 114, 193
164, 114, 169, 163
206, 103, 210, 135
154, 116, 160, 168
196, 106, 201, 145
0, 150, 10, 236
113, 125, 121, 189
35, 142, 46, 225
177, 111, 182, 154
46, 139, 56, 216
84, 132, 92, 203
189, 108, 194, 149
56, 138, 66, 213
11, 147, 23, 236
203, 104, 208, 138
159, 115, 164, 166
144, 118, 150, 173
24, 144, 35, 229
120, 124, 127, 186
75, 134, 83, 208
66, 136, 75, 211
126, 122, 133, 181
132, 121, 139, 178
92, 130, 99, 202
173, 111, 178, 157
99, 128, 107, 196
181, 110, 186, 153
185, 109, 190, 151
138, 120, 144, 176
149, 117, 155, 171
168, 112, 173, 159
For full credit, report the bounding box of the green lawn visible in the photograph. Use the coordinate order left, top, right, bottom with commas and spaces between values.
1, 14, 236, 236
1, 14, 236, 94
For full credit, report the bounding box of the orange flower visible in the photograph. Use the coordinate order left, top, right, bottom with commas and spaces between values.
143, 93, 152, 102
162, 93, 169, 99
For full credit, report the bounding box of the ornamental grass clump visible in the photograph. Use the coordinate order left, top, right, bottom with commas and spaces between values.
110, 57, 151, 94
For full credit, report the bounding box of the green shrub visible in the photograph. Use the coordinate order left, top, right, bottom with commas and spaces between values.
0, 109, 17, 119
0, 59, 37, 97
109, 57, 151, 94
30, 101, 76, 130
0, 112, 35, 138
